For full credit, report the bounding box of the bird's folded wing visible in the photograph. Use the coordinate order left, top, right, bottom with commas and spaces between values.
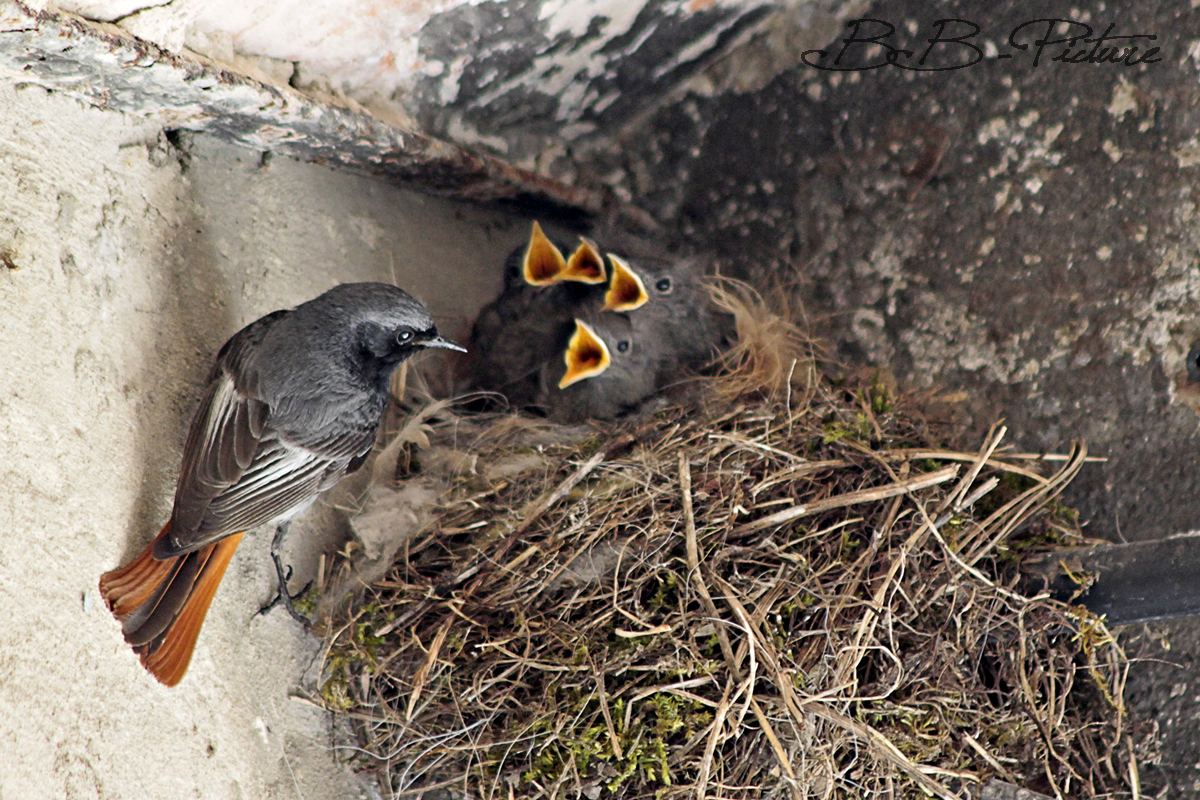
165, 369, 374, 555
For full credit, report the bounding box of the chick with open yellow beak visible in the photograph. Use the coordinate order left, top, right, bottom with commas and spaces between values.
602, 254, 650, 312
522, 220, 567, 285
559, 318, 612, 388
560, 238, 607, 284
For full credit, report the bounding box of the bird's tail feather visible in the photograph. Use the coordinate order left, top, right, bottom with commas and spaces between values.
99, 523, 244, 687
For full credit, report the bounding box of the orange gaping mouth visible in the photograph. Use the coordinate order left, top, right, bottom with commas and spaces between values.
560, 238, 607, 284
559, 319, 612, 388
522, 221, 567, 286
602, 254, 649, 312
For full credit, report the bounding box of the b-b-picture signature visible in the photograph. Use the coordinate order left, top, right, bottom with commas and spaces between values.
802, 18, 1163, 72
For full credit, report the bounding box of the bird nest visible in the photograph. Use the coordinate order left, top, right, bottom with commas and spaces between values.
315, 281, 1146, 799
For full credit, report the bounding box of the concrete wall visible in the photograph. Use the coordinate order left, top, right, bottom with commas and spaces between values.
0, 81, 519, 799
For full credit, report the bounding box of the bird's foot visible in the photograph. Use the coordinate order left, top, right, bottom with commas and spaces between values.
258, 559, 313, 628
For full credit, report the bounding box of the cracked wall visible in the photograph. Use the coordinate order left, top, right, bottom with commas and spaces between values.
604, 3, 1200, 792
609, 1, 1200, 540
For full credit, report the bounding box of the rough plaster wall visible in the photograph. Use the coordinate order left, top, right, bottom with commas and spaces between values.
613, 1, 1200, 539
0, 81, 519, 799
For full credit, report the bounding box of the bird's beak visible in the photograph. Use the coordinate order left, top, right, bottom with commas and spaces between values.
559, 319, 611, 389
560, 238, 607, 284
602, 254, 649, 312
422, 335, 467, 353
522, 220, 566, 286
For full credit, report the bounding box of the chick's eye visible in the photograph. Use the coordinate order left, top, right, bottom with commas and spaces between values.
616, 340, 630, 353
655, 277, 672, 294
396, 330, 414, 345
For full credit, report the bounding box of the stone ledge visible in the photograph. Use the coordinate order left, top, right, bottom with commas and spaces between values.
0, 0, 603, 214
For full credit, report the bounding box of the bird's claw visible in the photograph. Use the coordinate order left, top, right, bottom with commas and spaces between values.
258, 559, 313, 627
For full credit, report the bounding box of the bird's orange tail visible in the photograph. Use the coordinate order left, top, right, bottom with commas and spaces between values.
99, 523, 244, 687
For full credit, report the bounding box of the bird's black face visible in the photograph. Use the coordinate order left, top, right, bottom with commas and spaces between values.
392, 324, 438, 361
359, 321, 435, 365
356, 321, 466, 389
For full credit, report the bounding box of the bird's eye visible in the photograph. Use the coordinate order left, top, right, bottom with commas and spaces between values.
1189, 342, 1200, 382
396, 330, 414, 345
655, 277, 672, 294
616, 340, 630, 354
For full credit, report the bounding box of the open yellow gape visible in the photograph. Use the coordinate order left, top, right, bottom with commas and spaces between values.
521, 222, 609, 287
522, 220, 567, 285
602, 254, 649, 312
559, 319, 611, 388
561, 239, 606, 284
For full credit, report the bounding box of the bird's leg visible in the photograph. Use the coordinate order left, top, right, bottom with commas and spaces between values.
257, 521, 312, 626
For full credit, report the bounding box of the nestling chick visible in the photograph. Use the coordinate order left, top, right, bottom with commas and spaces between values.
535, 313, 656, 422
470, 221, 726, 419
470, 223, 607, 406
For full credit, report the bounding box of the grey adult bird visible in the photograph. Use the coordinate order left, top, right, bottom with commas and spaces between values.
98, 282, 465, 686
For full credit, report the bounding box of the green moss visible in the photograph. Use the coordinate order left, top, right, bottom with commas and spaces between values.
838, 526, 863, 556
698, 633, 723, 660
291, 584, 319, 616
821, 413, 874, 445
353, 619, 386, 650
319, 653, 355, 710
646, 573, 679, 613
821, 420, 851, 445
648, 693, 697, 739
858, 374, 894, 416
513, 690, 713, 794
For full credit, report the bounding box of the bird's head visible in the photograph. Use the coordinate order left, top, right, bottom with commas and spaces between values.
537, 313, 660, 422
314, 283, 464, 376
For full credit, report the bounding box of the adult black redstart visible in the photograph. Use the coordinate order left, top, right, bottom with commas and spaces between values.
99, 282, 465, 686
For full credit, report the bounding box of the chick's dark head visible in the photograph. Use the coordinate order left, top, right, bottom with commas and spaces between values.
536, 312, 658, 422
470, 222, 729, 420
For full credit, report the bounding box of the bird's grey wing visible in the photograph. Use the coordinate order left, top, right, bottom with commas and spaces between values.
164, 372, 376, 555
163, 369, 273, 554
191, 424, 374, 543
163, 308, 371, 555
161, 313, 280, 551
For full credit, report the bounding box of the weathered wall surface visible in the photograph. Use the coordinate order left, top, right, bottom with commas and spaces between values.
613, 1, 1197, 543
44, 0, 856, 174
0, 80, 519, 799
606, 1, 1200, 792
